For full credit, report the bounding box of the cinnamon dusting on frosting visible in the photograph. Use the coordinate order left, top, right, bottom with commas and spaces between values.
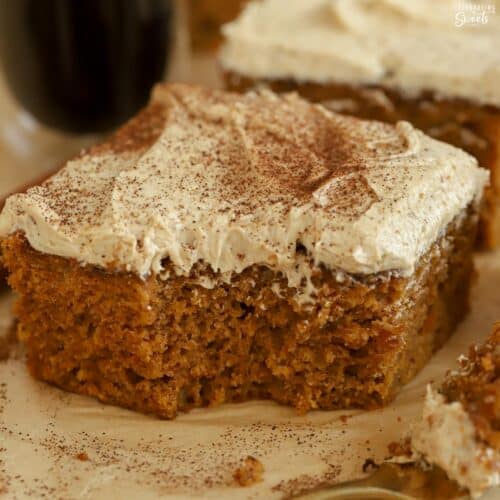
91, 102, 169, 155
0, 84, 489, 297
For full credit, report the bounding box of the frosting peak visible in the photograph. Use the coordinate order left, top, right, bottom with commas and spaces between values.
0, 84, 489, 286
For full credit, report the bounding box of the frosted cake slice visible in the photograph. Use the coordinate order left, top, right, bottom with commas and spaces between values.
0, 84, 488, 418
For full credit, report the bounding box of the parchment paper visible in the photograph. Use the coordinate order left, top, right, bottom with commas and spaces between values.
1, 252, 499, 499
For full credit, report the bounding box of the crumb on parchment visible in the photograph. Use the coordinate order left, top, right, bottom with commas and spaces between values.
233, 456, 264, 486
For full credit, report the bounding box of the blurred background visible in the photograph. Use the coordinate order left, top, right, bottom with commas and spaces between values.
0, 0, 246, 201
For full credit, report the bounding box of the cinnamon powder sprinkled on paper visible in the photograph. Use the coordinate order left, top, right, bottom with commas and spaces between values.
272, 464, 342, 497
0, 412, 355, 498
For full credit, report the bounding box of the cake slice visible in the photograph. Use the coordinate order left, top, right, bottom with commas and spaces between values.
220, 0, 500, 248
413, 325, 500, 498
0, 83, 488, 418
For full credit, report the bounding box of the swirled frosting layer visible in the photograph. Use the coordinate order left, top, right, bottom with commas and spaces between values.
0, 84, 488, 286
220, 0, 500, 107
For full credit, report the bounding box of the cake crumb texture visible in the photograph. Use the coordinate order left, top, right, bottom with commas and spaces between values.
0, 205, 478, 418
233, 456, 264, 486
412, 325, 499, 498
440, 325, 500, 452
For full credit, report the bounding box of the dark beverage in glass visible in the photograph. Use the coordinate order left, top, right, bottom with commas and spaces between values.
0, 0, 173, 133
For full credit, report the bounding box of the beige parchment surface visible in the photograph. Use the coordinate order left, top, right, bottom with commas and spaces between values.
0, 251, 499, 500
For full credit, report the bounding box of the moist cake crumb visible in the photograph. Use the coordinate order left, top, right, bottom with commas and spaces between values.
387, 438, 412, 459
233, 456, 264, 486
75, 452, 89, 462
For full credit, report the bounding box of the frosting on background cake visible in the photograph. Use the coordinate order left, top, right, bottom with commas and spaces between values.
0, 84, 488, 285
220, 0, 500, 107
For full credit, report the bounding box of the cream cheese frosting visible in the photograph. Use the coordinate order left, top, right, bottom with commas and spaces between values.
0, 84, 489, 287
413, 387, 499, 499
220, 0, 500, 107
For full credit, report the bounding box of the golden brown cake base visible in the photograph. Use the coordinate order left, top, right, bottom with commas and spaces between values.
440, 325, 500, 452
224, 73, 500, 249
1, 207, 478, 419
